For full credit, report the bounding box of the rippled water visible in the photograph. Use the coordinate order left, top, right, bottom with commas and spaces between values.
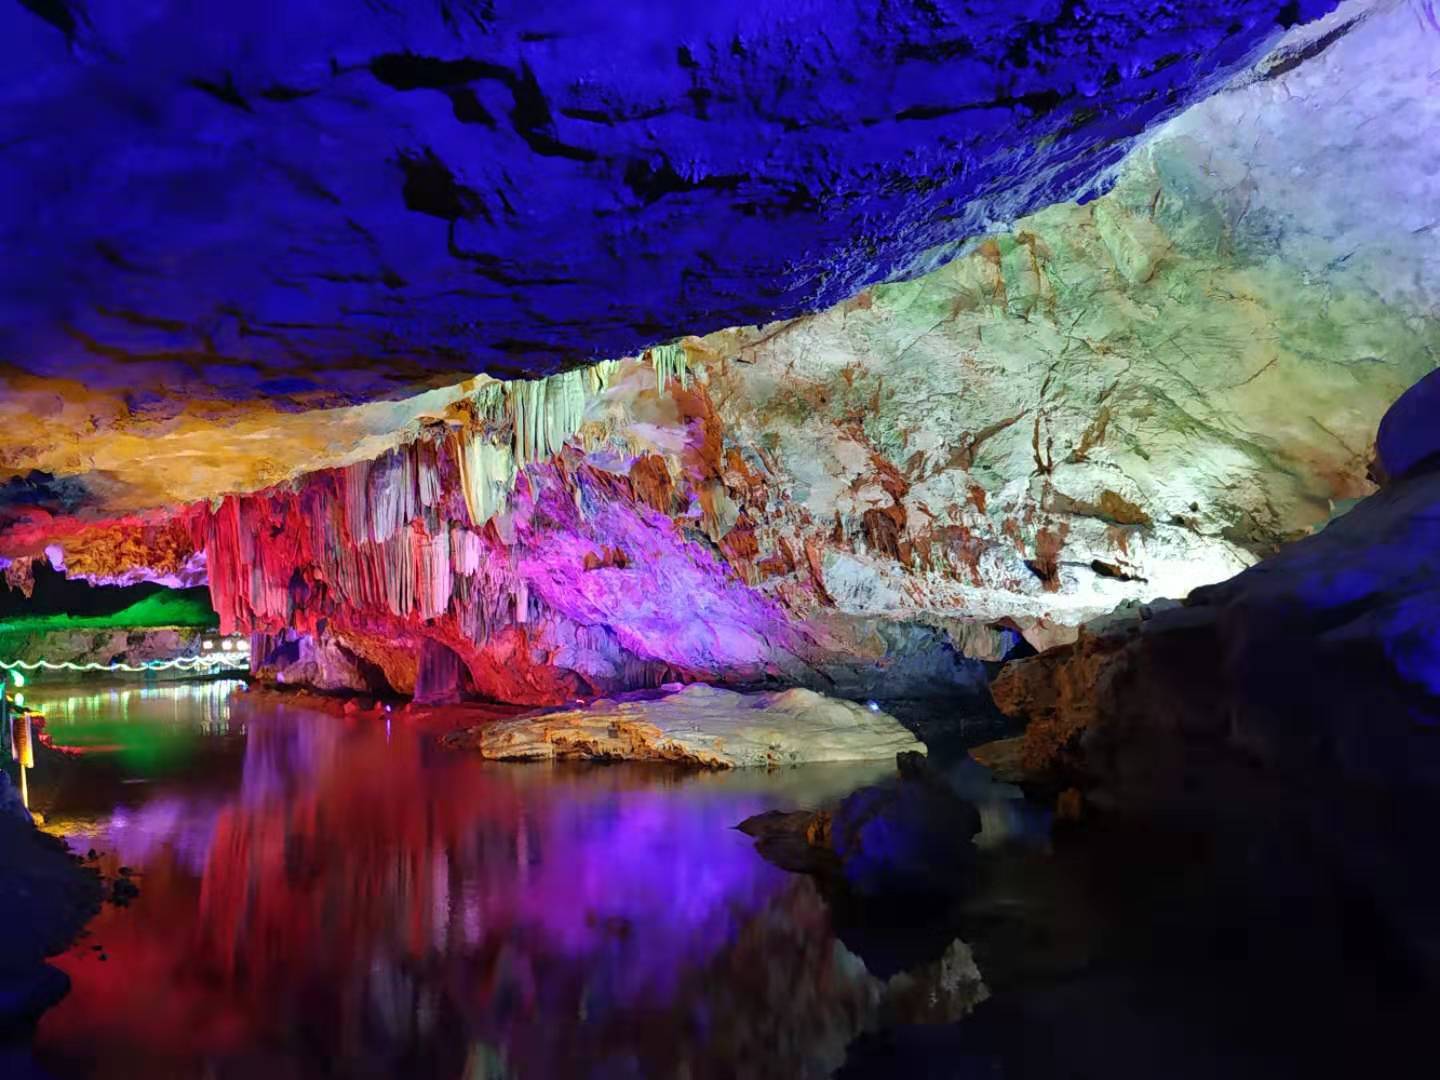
22, 681, 913, 1079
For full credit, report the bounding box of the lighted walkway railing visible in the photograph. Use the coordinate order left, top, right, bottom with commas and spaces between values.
0, 654, 248, 675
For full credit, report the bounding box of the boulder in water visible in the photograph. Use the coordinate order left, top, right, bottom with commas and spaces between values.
443, 684, 924, 768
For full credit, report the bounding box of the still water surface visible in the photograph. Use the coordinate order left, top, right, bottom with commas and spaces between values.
23, 681, 908, 1079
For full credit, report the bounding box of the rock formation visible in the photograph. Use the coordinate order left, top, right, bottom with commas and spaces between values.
0, 0, 1332, 408
0, 4, 1431, 711
0, 628, 209, 671
0, 1, 1429, 717
442, 684, 924, 767
988, 366, 1440, 981
0, 772, 100, 1037
740, 751, 983, 897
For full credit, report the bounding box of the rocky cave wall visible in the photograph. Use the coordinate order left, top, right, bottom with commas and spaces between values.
3, 1, 1436, 705
0, 0, 1348, 540
984, 365, 1440, 982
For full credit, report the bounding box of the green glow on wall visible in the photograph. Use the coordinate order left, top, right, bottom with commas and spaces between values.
0, 591, 219, 634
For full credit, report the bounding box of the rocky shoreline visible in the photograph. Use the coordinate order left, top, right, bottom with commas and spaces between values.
0, 772, 100, 1041
980, 371, 1440, 990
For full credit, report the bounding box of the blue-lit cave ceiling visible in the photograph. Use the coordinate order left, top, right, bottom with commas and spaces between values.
0, 0, 1335, 404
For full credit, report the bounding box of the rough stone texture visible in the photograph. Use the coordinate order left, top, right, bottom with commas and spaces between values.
0, 769, 26, 824
989, 460, 1440, 793
742, 752, 984, 898
1, 1, 1432, 699
690, 0, 1439, 634
0, 2, 1352, 540
250, 630, 379, 695
988, 378, 1440, 982
0, 773, 101, 1035
1376, 368, 1440, 484
0, 1, 1326, 407
442, 683, 924, 767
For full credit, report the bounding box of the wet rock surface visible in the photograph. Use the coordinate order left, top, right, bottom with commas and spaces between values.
840, 813, 1438, 1080
733, 740, 1440, 1078
989, 379, 1440, 989
740, 752, 982, 900
0, 773, 100, 1038
443, 683, 925, 767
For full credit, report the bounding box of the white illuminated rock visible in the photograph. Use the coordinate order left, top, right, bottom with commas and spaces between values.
443, 684, 924, 768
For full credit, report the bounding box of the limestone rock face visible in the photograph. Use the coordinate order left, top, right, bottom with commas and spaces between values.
0, 1, 1368, 537
1376, 369, 1440, 484
990, 464, 1440, 795
251, 631, 380, 695
739, 752, 985, 898
0, 785, 101, 1034
0, 627, 206, 669
987, 377, 1440, 980
0, 771, 25, 824
443, 684, 924, 768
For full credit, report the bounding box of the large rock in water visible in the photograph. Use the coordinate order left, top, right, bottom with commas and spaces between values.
739, 753, 982, 899
443, 683, 923, 767
988, 369, 1440, 983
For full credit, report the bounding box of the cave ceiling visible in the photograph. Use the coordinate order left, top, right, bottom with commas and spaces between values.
2, 0, 1335, 409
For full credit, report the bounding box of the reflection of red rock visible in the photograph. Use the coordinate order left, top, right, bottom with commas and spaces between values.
195, 725, 522, 988
39, 704, 897, 1075
39, 847, 253, 1068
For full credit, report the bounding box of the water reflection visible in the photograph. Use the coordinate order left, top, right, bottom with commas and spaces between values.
25, 684, 904, 1079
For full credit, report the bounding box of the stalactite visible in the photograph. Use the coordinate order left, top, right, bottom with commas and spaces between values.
2, 555, 37, 598
649, 342, 689, 392
454, 360, 624, 528
182, 349, 784, 705
454, 430, 517, 531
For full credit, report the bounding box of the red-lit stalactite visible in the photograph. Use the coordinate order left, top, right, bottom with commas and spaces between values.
183, 432, 786, 704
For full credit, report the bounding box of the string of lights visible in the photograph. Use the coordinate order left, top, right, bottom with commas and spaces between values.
0, 655, 249, 674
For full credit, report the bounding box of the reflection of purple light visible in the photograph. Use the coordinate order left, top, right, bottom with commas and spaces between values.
41, 685, 893, 1030
63, 796, 227, 876
233, 702, 340, 807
